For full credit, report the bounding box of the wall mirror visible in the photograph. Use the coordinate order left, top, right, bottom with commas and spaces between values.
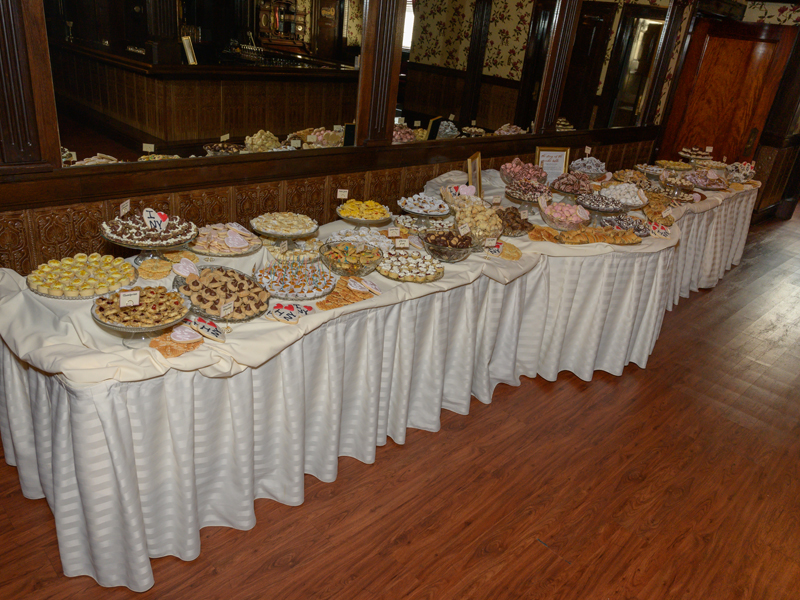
41, 0, 365, 164
557, 0, 667, 132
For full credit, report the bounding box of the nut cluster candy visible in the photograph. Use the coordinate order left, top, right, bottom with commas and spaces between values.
455, 203, 503, 239
424, 231, 472, 249
507, 179, 552, 203
245, 130, 280, 152
461, 126, 485, 137
569, 157, 606, 174
437, 121, 459, 139
494, 123, 527, 136
203, 142, 244, 155
551, 172, 592, 194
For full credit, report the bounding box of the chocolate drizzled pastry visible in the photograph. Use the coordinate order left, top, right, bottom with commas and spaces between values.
101, 210, 197, 247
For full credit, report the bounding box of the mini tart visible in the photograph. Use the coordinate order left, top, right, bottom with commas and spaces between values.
112, 257, 126, 267
47, 259, 61, 268
95, 284, 109, 295
64, 285, 79, 298
27, 275, 41, 288
79, 284, 95, 297
101, 255, 114, 264
37, 283, 51, 294
49, 283, 65, 297
75, 253, 88, 263
88, 253, 102, 262
108, 280, 121, 292
61, 257, 75, 267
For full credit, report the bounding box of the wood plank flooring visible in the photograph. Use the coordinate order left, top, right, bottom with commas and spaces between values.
1, 211, 799, 599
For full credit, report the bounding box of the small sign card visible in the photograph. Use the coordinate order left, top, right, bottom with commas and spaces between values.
414, 121, 421, 127
143, 207, 168, 230
221, 300, 235, 318
471, 120, 477, 126
662, 207, 673, 218
449, 114, 455, 121
458, 223, 471, 236
520, 209, 529, 220
291, 139, 302, 148
120, 199, 130, 217
306, 135, 316, 143
220, 133, 230, 142
280, 241, 289, 253
706, 146, 713, 153
395, 238, 410, 249
585, 146, 592, 155
337, 189, 349, 200
119, 290, 140, 307
69, 151, 77, 162
483, 237, 498, 248
142, 143, 155, 153
387, 227, 401, 238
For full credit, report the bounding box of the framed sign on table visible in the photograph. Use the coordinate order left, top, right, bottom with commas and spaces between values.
536, 147, 570, 184
467, 152, 482, 198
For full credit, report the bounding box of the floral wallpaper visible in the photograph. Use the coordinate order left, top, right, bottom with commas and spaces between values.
744, 2, 800, 24
346, 0, 363, 47
409, 0, 476, 70
482, 1, 531, 80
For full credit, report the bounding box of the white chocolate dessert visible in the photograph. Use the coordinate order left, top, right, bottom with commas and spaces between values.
251, 212, 318, 236
376, 250, 444, 283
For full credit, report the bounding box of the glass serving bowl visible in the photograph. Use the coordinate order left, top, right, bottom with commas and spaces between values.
540, 206, 591, 232
569, 168, 606, 182
318, 242, 384, 277
421, 235, 472, 263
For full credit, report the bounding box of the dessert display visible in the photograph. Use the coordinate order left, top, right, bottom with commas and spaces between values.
101, 210, 198, 248
436, 121, 459, 139
266, 238, 324, 262
498, 242, 522, 261
495, 206, 534, 236
395, 215, 454, 233
615, 169, 650, 185
600, 183, 648, 208
422, 231, 472, 262
93, 286, 188, 327
398, 193, 450, 216
26, 253, 137, 299
176, 267, 269, 320
540, 203, 591, 231
71, 153, 121, 167
163, 250, 199, 263
694, 159, 727, 171
506, 179, 552, 204
317, 276, 374, 311
60, 146, 74, 164
576, 193, 624, 213
283, 127, 315, 147
655, 159, 692, 171
569, 157, 606, 178
245, 130, 281, 152
304, 127, 344, 148
555, 118, 575, 131
190, 222, 262, 256
455, 202, 503, 244
326, 227, 395, 253
494, 123, 527, 136
376, 250, 445, 283
257, 261, 337, 300
392, 124, 415, 144
727, 162, 756, 183
149, 326, 205, 358
500, 158, 547, 184
551, 172, 592, 195
642, 193, 676, 227
528, 225, 560, 243
139, 259, 173, 280
556, 226, 642, 246
678, 147, 713, 160
203, 142, 245, 156
659, 171, 694, 191
461, 126, 485, 137
251, 212, 318, 236
635, 164, 663, 178
319, 242, 383, 276
601, 215, 650, 238
138, 154, 180, 162
337, 199, 392, 224
413, 128, 428, 141
686, 169, 728, 191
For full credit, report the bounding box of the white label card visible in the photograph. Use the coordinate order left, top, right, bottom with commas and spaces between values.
414, 121, 421, 127
220, 133, 230, 142
471, 120, 477, 126
520, 209, 529, 220
662, 207, 673, 218
337, 189, 349, 200
119, 290, 140, 307
483, 237, 497, 247
706, 146, 713, 153
142, 143, 155, 153
585, 146, 592, 155
280, 241, 288, 253
348, 278, 369, 293
221, 300, 235, 318
458, 223, 471, 236
291, 140, 302, 148
449, 114, 455, 121
395, 238, 410, 249
361, 279, 381, 295
388, 227, 400, 238
306, 135, 316, 143
69, 151, 77, 162
120, 199, 131, 217
399, 117, 405, 124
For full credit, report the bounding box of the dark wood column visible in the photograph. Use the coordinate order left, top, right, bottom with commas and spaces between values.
354, 0, 405, 146
533, 0, 583, 133
459, 0, 493, 126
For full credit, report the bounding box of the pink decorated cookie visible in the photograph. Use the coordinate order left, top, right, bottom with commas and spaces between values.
171, 325, 203, 344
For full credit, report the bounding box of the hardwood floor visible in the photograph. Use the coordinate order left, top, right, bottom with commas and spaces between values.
1, 211, 799, 599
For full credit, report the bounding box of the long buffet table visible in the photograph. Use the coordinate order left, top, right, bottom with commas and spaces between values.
0, 170, 758, 591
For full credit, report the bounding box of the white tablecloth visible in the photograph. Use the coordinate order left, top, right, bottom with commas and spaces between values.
0, 194, 680, 590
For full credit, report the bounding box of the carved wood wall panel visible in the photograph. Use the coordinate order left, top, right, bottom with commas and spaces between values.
0, 211, 33, 274
326, 172, 367, 223
29, 202, 107, 266
402, 164, 438, 198
175, 187, 233, 226
285, 177, 328, 225
366, 168, 404, 214
105, 194, 172, 222
235, 182, 283, 224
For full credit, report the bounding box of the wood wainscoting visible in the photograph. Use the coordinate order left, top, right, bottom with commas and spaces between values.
0, 139, 655, 274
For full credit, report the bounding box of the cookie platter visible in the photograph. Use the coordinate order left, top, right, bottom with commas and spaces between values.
28, 266, 139, 301
173, 266, 270, 323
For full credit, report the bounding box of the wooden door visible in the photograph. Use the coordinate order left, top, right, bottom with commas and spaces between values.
659, 19, 797, 162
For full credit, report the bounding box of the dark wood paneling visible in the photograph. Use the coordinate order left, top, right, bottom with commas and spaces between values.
460, 0, 493, 124
477, 82, 520, 131
754, 145, 800, 213
234, 182, 283, 224
404, 64, 466, 123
